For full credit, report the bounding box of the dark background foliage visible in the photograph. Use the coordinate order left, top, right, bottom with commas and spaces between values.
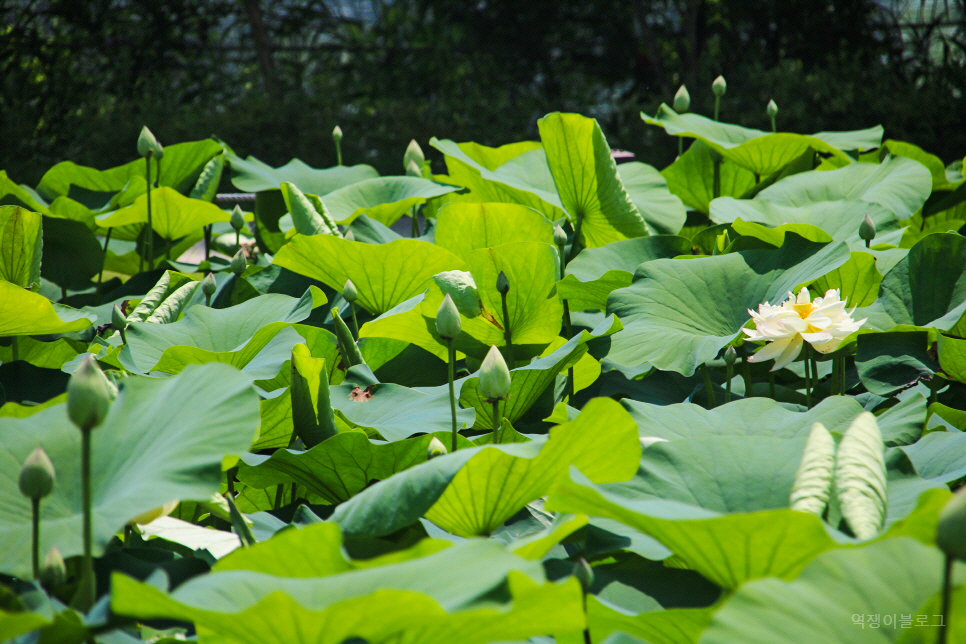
2, 0, 964, 186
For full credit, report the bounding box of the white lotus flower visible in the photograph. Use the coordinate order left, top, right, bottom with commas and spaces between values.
743, 288, 866, 371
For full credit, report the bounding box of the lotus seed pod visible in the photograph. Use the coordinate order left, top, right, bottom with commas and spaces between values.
201, 272, 217, 297
230, 206, 246, 232
67, 355, 114, 431
404, 139, 425, 172
767, 99, 778, 117
230, 249, 247, 276
39, 547, 66, 588
435, 293, 462, 340
553, 224, 567, 249
573, 558, 594, 592
479, 345, 512, 401
137, 126, 163, 158
332, 125, 343, 143
343, 279, 358, 303
427, 436, 448, 459
111, 304, 127, 330
496, 271, 510, 295
18, 446, 55, 500
673, 85, 690, 112
406, 158, 423, 178
712, 75, 727, 97
937, 487, 966, 561
724, 346, 737, 366
859, 214, 876, 242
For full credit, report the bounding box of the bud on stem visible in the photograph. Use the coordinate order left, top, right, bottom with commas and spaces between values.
673, 85, 690, 113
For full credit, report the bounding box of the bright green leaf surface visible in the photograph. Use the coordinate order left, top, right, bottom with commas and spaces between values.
226, 154, 378, 193
661, 140, 758, 214
96, 187, 230, 240
435, 202, 554, 261
616, 162, 687, 235
0, 280, 94, 336
0, 206, 43, 288
322, 176, 461, 226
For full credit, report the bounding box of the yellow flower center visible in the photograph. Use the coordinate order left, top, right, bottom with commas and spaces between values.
793, 302, 814, 318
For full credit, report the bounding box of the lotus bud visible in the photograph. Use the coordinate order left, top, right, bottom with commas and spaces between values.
230, 206, 246, 232
724, 346, 737, 366
332, 125, 343, 144
767, 99, 778, 118
343, 279, 358, 303
404, 139, 425, 172
673, 85, 690, 112
435, 293, 462, 340
406, 158, 423, 178
112, 304, 127, 330
39, 547, 66, 588
937, 486, 966, 560
67, 355, 114, 431
427, 436, 448, 459
712, 75, 727, 97
573, 557, 594, 592
230, 249, 247, 276
496, 271, 510, 295
479, 345, 512, 401
553, 224, 567, 249
859, 214, 876, 242
202, 272, 217, 297
137, 126, 163, 159
19, 446, 55, 500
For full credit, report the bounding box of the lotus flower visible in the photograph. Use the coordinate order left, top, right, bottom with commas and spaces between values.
743, 288, 866, 371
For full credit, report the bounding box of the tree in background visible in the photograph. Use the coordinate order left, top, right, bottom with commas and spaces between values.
1, 0, 963, 186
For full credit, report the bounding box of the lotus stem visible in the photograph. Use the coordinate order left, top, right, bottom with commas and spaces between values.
703, 364, 716, 409
769, 371, 776, 399
725, 363, 733, 404
714, 96, 721, 122
145, 155, 154, 271
204, 224, 212, 265
491, 400, 502, 444
236, 229, 240, 249
831, 356, 839, 395
350, 303, 360, 340
97, 228, 112, 304
78, 427, 95, 611
738, 345, 753, 397
559, 256, 575, 400
811, 352, 819, 405
500, 289, 514, 368
567, 215, 584, 262
804, 347, 813, 408
940, 552, 952, 644
411, 206, 421, 237
447, 340, 458, 452
839, 356, 846, 395
31, 497, 40, 579
677, 138, 683, 158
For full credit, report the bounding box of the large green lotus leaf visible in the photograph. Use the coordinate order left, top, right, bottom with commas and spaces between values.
606, 234, 850, 375
903, 200, 966, 248
642, 104, 883, 174
328, 382, 475, 442
459, 315, 621, 429
538, 112, 648, 248
96, 187, 230, 240
859, 233, 966, 332
711, 198, 906, 249
320, 176, 461, 226
331, 398, 640, 538
466, 241, 563, 349
0, 170, 52, 214
238, 431, 476, 504
896, 430, 966, 483
435, 202, 554, 261
41, 215, 106, 288
274, 235, 466, 315
699, 538, 957, 644
587, 597, 714, 644
429, 138, 565, 220
0, 281, 94, 336
0, 363, 258, 578
0, 336, 83, 369
37, 139, 224, 200
120, 289, 324, 375
546, 468, 838, 590
725, 155, 931, 222
807, 250, 882, 307
424, 398, 640, 536
855, 331, 939, 396
939, 333, 966, 383
113, 568, 582, 644
661, 140, 759, 214
0, 206, 43, 288
226, 154, 379, 194
617, 162, 688, 235
559, 236, 691, 312
884, 139, 965, 192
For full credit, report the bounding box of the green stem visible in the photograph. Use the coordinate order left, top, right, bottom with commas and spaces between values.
155, 156, 161, 188
274, 484, 284, 511
97, 228, 112, 304
769, 371, 776, 399
725, 364, 733, 403
349, 304, 360, 340
31, 497, 40, 580
677, 137, 683, 158
714, 96, 721, 121
940, 553, 952, 644
703, 364, 716, 409
865, 238, 871, 249
448, 340, 458, 452
770, 115, 776, 133
567, 215, 584, 263
739, 345, 753, 397
79, 428, 95, 611
804, 348, 812, 409
582, 591, 592, 644
335, 142, 342, 167
491, 400, 502, 443
145, 156, 154, 270
563, 300, 574, 400
811, 353, 819, 404
236, 230, 240, 249
500, 290, 514, 367
205, 291, 211, 307
411, 207, 422, 237
204, 225, 212, 265
840, 356, 847, 395
830, 355, 839, 396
